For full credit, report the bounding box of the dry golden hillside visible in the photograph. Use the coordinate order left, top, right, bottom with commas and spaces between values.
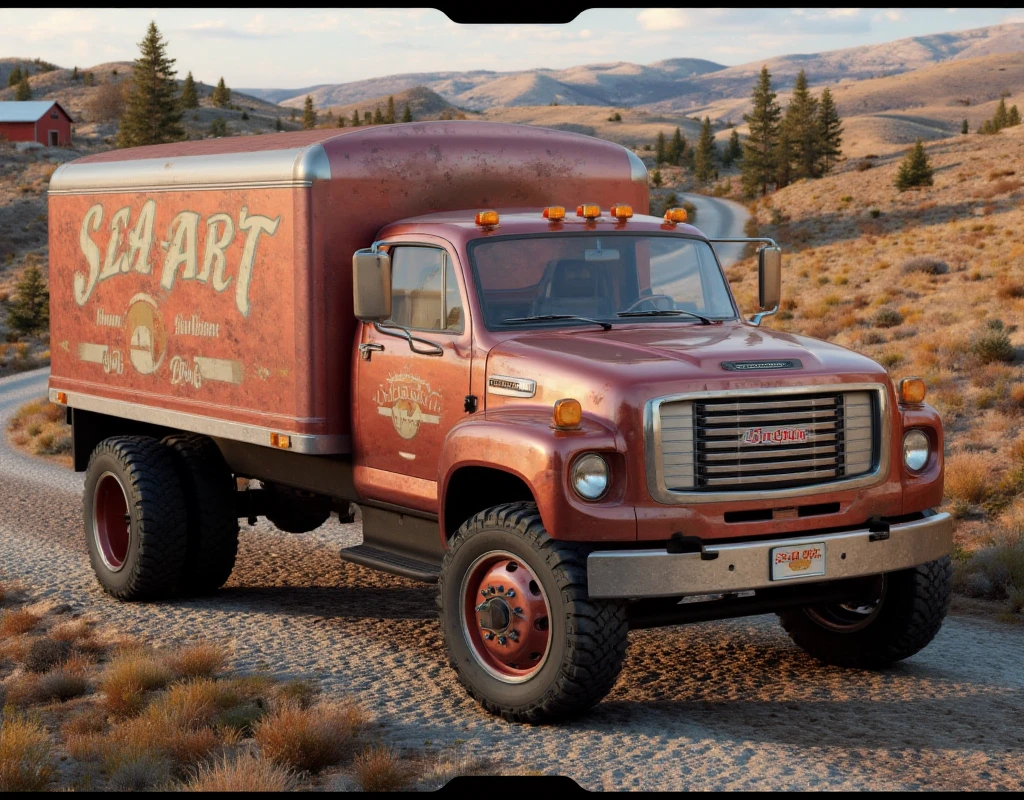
729, 126, 1024, 552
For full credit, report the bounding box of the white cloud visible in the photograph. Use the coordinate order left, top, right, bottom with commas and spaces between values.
637, 8, 689, 32
884, 9, 905, 22
188, 20, 227, 31
827, 8, 862, 18
578, 28, 592, 39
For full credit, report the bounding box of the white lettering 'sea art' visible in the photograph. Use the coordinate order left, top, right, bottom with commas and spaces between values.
73, 201, 281, 318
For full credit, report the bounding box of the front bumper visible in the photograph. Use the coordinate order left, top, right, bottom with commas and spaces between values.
587, 512, 953, 600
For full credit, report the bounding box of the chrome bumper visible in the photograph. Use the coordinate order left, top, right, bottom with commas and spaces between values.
586, 513, 953, 600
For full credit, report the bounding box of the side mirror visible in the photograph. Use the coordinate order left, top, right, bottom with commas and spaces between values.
758, 245, 782, 311
353, 250, 392, 322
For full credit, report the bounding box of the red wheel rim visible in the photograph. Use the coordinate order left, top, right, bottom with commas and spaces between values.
460, 551, 552, 683
93, 472, 131, 571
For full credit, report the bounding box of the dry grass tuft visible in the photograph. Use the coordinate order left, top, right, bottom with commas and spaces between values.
100, 647, 173, 716
0, 714, 55, 792
418, 746, 494, 791
901, 256, 948, 275
353, 746, 411, 792
5, 397, 71, 460
33, 669, 89, 703
24, 637, 72, 673
945, 452, 995, 506
953, 537, 1024, 612
275, 678, 319, 709
166, 643, 226, 680
0, 609, 42, 637
106, 752, 174, 792
254, 699, 366, 773
182, 751, 297, 792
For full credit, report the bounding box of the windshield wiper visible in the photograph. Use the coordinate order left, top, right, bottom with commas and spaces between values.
616, 309, 715, 325
503, 314, 612, 331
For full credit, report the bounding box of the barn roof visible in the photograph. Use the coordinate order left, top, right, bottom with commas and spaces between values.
0, 100, 74, 123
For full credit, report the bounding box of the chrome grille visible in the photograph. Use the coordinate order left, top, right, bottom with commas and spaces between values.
658, 390, 876, 492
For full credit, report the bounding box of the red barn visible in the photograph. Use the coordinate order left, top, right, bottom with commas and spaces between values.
0, 101, 73, 146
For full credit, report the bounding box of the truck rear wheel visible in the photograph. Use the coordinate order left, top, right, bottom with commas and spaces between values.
778, 556, 953, 668
438, 502, 628, 723
163, 434, 240, 595
83, 436, 188, 600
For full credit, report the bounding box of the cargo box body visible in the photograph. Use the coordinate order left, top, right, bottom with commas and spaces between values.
48, 122, 648, 453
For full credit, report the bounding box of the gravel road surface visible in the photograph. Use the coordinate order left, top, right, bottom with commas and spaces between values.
4, 370, 1023, 789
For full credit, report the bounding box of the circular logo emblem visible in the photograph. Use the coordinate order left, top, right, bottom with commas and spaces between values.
391, 398, 423, 440
125, 294, 167, 375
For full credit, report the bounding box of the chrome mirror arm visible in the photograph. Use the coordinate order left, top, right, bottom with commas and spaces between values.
374, 321, 444, 357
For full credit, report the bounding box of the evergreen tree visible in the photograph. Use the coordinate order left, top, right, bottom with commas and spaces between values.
84, 71, 95, 87
1010, 105, 1021, 127
783, 69, 819, 180
117, 22, 184, 148
741, 65, 782, 197
402, 104, 412, 122
668, 127, 685, 166
961, 118, 969, 134
694, 116, 717, 184
994, 97, 1009, 131
727, 128, 742, 163
351, 109, 361, 127
275, 116, 283, 131
894, 138, 934, 191
337, 115, 346, 128
212, 76, 230, 108
8, 65, 21, 87
373, 106, 384, 124
650, 169, 662, 188
363, 111, 372, 125
8, 264, 49, 337
386, 95, 395, 124
816, 86, 843, 174
302, 95, 316, 129
655, 130, 667, 165
980, 119, 995, 135
71, 66, 79, 81
180, 71, 198, 109
209, 117, 227, 137
774, 126, 792, 189
15, 72, 31, 101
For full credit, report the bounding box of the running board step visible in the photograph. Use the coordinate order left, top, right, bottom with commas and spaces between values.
338, 544, 440, 583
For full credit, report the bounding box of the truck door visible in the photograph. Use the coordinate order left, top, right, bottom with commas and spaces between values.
352, 243, 471, 513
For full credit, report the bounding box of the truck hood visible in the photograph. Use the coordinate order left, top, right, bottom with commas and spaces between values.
485, 322, 889, 413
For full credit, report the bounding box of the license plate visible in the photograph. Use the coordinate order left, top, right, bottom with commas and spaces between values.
771, 542, 826, 581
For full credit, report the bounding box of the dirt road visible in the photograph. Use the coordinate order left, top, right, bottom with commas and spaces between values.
2, 368, 1022, 790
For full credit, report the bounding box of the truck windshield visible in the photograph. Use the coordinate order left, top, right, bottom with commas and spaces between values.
468, 234, 737, 330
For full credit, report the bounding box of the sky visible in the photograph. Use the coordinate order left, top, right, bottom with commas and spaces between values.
1, 8, 1022, 90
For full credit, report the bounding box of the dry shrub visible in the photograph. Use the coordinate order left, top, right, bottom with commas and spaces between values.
418, 747, 494, 791
100, 647, 173, 716
353, 746, 410, 792
901, 256, 948, 275
107, 752, 173, 792
275, 678, 319, 709
953, 538, 1024, 612
254, 700, 366, 773
995, 275, 1024, 300
62, 707, 108, 738
972, 321, 1015, 364
873, 307, 903, 328
182, 752, 296, 793
944, 451, 995, 505
0, 714, 54, 792
33, 669, 89, 702
0, 609, 41, 637
48, 618, 94, 644
166, 643, 226, 680
24, 637, 72, 673
102, 714, 220, 772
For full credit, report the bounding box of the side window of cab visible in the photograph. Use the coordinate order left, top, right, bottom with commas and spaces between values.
388, 246, 464, 333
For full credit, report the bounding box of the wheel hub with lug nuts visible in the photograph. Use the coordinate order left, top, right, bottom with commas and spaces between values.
461, 553, 552, 683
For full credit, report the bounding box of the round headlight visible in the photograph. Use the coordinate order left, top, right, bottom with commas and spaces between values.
571, 453, 609, 500
903, 429, 930, 472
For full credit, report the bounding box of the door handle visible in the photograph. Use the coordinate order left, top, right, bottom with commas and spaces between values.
359, 342, 384, 361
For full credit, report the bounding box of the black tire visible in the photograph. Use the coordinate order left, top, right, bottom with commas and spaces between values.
438, 502, 629, 724
162, 434, 240, 595
778, 556, 953, 668
83, 436, 188, 601
264, 483, 331, 533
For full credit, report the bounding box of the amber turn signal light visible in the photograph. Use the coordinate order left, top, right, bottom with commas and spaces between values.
576, 204, 601, 220
898, 377, 926, 405
553, 398, 583, 430
543, 206, 566, 220
663, 207, 688, 224
55, 391, 68, 405
475, 210, 500, 227
610, 204, 633, 220
270, 432, 292, 449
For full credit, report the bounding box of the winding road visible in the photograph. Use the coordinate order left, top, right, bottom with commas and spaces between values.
2, 366, 1022, 790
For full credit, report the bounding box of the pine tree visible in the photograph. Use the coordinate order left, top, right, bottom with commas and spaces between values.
373, 106, 384, 124
15, 72, 31, 101
816, 86, 843, 174
961, 118, 969, 134
1010, 105, 1021, 127
363, 111, 372, 125
8, 264, 49, 337
402, 104, 412, 122
275, 116, 283, 131
71, 66, 79, 81
212, 76, 230, 108
7, 65, 21, 87
727, 129, 742, 163
655, 130, 667, 165
209, 117, 227, 137
116, 22, 184, 148
994, 97, 1009, 131
694, 116, 717, 184
894, 138, 934, 191
351, 109, 361, 127
742, 66, 782, 197
337, 115, 346, 128
650, 169, 662, 188
668, 127, 685, 166
980, 119, 995, 135
774, 126, 792, 189
386, 95, 395, 124
783, 69, 819, 180
302, 95, 316, 130
180, 71, 198, 109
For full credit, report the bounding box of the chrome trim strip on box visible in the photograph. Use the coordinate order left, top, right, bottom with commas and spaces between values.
47, 143, 332, 195
587, 512, 953, 600
644, 382, 891, 504
49, 388, 349, 455
487, 375, 537, 398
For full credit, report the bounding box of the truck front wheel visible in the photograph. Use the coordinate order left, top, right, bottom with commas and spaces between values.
83, 436, 188, 600
778, 556, 953, 668
438, 502, 628, 723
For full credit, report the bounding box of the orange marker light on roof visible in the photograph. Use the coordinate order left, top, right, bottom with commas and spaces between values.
475, 210, 500, 227
542, 206, 566, 220
663, 207, 688, 224
576, 203, 601, 220
610, 204, 633, 220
